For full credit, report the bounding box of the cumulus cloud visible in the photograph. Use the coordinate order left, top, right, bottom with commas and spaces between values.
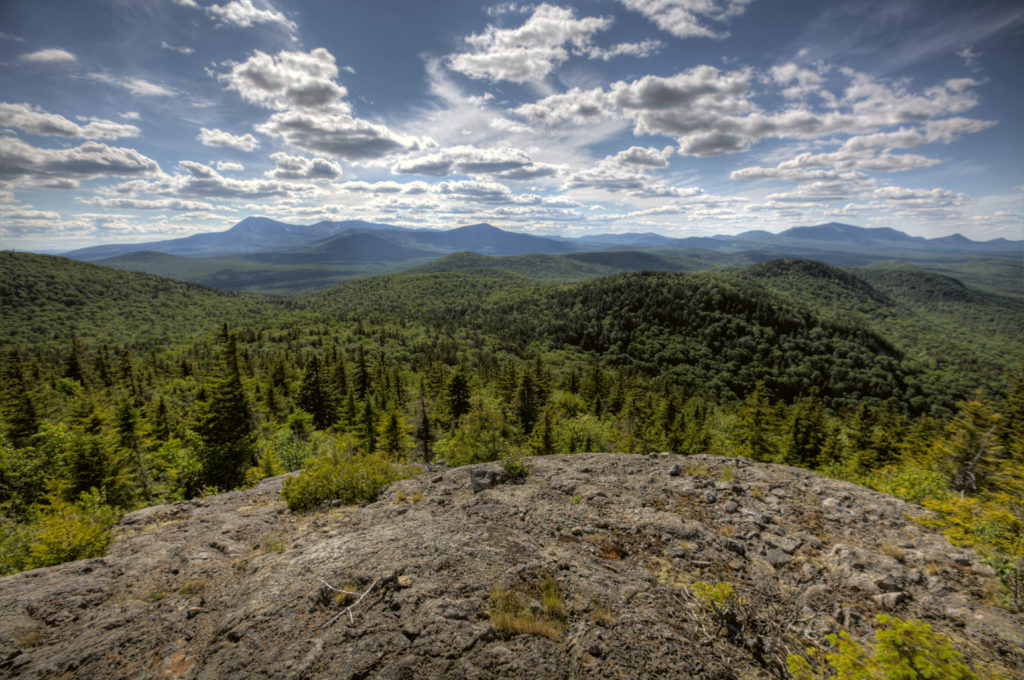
1, 138, 160, 186
108, 160, 298, 200
20, 48, 76, 63
618, 0, 755, 39
216, 161, 245, 171
218, 48, 428, 161
265, 152, 343, 181
81, 197, 215, 211
219, 48, 348, 111
564, 146, 676, 193
205, 0, 296, 31
256, 110, 429, 160
448, 4, 612, 83
514, 87, 614, 125
1, 103, 140, 140
586, 39, 663, 61
391, 145, 561, 179
197, 126, 261, 151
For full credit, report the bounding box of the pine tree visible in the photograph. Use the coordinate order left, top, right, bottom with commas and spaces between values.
414, 382, 433, 462
64, 336, 87, 386
782, 389, 826, 468
379, 410, 408, 459
735, 382, 775, 463
297, 355, 338, 430
1, 349, 39, 448
116, 399, 151, 501
197, 332, 255, 490
446, 369, 471, 423
514, 370, 540, 435
359, 399, 377, 454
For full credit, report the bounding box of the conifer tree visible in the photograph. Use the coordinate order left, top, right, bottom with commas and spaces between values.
196, 331, 255, 490
735, 382, 775, 462
514, 370, 540, 435
379, 409, 408, 459
446, 369, 471, 423
414, 382, 433, 462
359, 398, 377, 453
297, 355, 338, 430
782, 389, 826, 468
1, 350, 39, 448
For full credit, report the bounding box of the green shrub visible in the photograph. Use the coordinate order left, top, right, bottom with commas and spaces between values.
281, 451, 402, 511
787, 614, 1002, 680
26, 490, 120, 570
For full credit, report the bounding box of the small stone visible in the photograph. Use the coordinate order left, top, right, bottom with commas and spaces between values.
703, 491, 717, 504
722, 539, 745, 556
186, 607, 204, 620
764, 534, 801, 554
588, 642, 603, 658
470, 469, 503, 493
397, 575, 413, 588
722, 500, 739, 513
669, 464, 682, 477
431, 475, 443, 484
872, 592, 906, 609
765, 548, 791, 567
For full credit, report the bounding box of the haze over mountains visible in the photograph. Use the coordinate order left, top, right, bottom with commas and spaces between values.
58, 217, 1022, 295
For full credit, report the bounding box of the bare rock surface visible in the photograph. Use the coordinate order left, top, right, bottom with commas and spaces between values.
1, 453, 1021, 679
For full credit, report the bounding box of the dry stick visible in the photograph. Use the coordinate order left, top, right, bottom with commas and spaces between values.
321, 575, 383, 628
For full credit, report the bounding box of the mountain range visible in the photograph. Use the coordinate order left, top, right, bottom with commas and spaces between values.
58, 217, 1021, 295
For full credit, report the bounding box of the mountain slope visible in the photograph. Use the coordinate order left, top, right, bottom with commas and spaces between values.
0, 251, 280, 350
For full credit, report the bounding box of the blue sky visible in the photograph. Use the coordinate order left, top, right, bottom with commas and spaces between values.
1, 0, 1022, 250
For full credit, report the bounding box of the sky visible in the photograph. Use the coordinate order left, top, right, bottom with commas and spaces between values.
1, 0, 1022, 251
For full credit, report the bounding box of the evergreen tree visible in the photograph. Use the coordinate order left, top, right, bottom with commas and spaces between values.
196, 332, 255, 490
938, 397, 1002, 495
514, 370, 540, 435
354, 345, 370, 399
359, 399, 377, 453
297, 355, 338, 430
1, 350, 39, 448
446, 369, 471, 423
782, 389, 826, 468
414, 382, 433, 463
116, 399, 151, 501
735, 382, 775, 463
379, 409, 408, 458
64, 336, 87, 385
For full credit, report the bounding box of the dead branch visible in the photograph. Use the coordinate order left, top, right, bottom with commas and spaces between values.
321, 575, 382, 628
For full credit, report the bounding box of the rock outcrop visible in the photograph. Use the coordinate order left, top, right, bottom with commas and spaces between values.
1, 453, 1021, 679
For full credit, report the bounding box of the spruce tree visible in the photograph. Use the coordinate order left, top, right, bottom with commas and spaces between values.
1, 350, 39, 448
197, 332, 255, 490
297, 355, 338, 430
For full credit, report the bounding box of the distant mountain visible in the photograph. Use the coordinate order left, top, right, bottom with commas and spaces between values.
59, 218, 1023, 295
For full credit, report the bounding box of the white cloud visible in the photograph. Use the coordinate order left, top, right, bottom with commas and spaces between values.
219, 48, 347, 111
617, 0, 755, 39
120, 112, 141, 120
514, 87, 614, 125
391, 145, 562, 179
1, 102, 140, 140
81, 197, 215, 211
205, 0, 296, 32
448, 4, 613, 83
216, 161, 245, 172
0, 138, 160, 186
161, 41, 194, 54
218, 48, 426, 161
88, 73, 176, 96
957, 46, 980, 70
108, 161, 300, 200
266, 152, 343, 181
586, 39, 663, 61
20, 48, 76, 63
197, 126, 261, 151
256, 109, 429, 160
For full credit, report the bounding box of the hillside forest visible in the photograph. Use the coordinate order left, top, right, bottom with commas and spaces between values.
1, 249, 1022, 614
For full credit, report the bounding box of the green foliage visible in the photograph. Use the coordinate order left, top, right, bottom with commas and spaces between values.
1, 490, 120, 575
919, 494, 1024, 611
281, 438, 403, 511
787, 614, 1000, 680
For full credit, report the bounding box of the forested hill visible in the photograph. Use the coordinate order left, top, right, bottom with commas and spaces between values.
0, 251, 285, 350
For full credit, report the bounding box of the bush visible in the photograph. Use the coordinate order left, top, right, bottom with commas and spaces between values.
26, 490, 120, 570
281, 450, 402, 511
787, 614, 1002, 680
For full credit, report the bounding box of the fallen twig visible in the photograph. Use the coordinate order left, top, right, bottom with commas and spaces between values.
321, 575, 382, 628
